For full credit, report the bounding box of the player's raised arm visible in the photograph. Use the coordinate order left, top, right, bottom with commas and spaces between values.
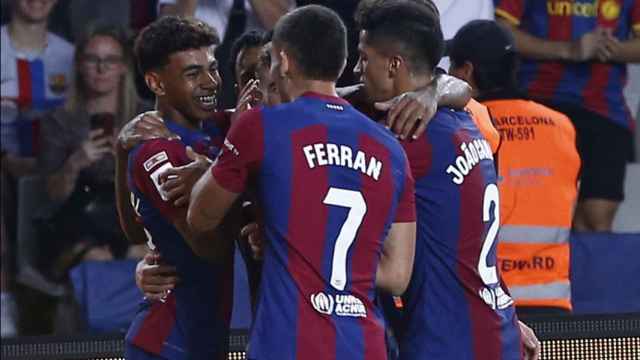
375, 73, 472, 140
376, 160, 417, 295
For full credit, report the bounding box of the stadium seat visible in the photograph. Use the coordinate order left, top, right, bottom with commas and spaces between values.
571, 232, 640, 314
69, 260, 142, 333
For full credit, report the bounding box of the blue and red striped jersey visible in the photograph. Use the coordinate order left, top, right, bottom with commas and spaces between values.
125, 117, 232, 360
397, 108, 522, 360
494, 0, 640, 129
211, 92, 415, 360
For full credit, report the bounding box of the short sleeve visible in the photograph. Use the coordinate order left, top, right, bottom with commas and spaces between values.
130, 139, 189, 221
494, 0, 527, 26
211, 108, 264, 194
394, 157, 416, 223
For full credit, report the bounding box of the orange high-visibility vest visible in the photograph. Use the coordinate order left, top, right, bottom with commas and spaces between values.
466, 98, 501, 154
484, 98, 580, 311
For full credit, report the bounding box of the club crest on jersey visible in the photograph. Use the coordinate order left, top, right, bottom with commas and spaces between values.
446, 138, 493, 185
311, 292, 367, 317
49, 73, 68, 94
143, 151, 169, 172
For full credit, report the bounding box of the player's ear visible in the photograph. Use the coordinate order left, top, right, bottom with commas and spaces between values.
388, 56, 402, 78
145, 71, 166, 97
279, 50, 290, 78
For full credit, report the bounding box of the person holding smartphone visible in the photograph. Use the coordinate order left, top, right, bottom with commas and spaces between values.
37, 23, 148, 278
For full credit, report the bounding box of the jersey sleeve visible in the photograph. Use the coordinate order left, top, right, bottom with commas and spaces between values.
211, 108, 265, 194
394, 156, 416, 223
494, 0, 527, 26
130, 139, 190, 221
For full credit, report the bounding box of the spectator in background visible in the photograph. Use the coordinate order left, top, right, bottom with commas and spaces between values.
494, 0, 640, 232
37, 23, 146, 279
158, 0, 294, 107
1, 0, 74, 337
449, 19, 580, 316
1, 0, 74, 176
432, 0, 494, 70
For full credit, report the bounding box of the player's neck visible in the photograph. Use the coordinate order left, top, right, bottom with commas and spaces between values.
155, 99, 200, 130
8, 17, 49, 54
288, 78, 339, 100
394, 71, 434, 97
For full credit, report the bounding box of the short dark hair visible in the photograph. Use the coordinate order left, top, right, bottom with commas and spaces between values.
356, 0, 444, 73
272, 5, 347, 81
448, 20, 519, 93
134, 16, 220, 74
230, 30, 265, 82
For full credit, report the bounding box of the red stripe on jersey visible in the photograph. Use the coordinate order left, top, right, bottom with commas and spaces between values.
352, 134, 392, 360
131, 294, 177, 354
16, 60, 32, 109
287, 126, 335, 359
455, 131, 503, 360
527, 12, 572, 100
582, 63, 612, 121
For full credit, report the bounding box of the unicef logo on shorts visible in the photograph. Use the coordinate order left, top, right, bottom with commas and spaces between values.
311, 292, 334, 315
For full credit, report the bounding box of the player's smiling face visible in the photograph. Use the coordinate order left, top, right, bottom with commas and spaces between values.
161, 46, 221, 123
355, 30, 396, 103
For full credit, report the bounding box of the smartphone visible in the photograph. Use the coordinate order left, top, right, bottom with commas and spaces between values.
89, 113, 115, 136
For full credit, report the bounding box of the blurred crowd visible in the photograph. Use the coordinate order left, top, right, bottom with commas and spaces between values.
1, 0, 638, 339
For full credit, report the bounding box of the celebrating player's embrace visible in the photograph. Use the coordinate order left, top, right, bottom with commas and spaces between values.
115, 1, 540, 360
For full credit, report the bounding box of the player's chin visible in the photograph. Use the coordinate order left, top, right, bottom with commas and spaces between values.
192, 103, 217, 119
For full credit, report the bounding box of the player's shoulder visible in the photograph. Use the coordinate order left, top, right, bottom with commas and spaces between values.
46, 32, 75, 57
428, 107, 475, 134
130, 138, 187, 171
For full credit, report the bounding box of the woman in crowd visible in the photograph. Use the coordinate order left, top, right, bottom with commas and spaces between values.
38, 23, 147, 277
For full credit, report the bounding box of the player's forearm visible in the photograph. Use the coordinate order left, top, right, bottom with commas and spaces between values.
249, 0, 292, 29
434, 74, 472, 110
376, 222, 416, 296
498, 19, 574, 61
115, 146, 147, 244
610, 37, 640, 63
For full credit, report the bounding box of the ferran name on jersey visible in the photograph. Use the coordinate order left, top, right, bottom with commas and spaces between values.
302, 143, 383, 181
446, 138, 494, 185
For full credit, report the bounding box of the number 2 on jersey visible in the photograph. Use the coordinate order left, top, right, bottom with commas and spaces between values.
323, 187, 367, 291
479, 184, 499, 286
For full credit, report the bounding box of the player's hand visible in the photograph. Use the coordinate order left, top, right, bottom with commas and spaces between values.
240, 222, 263, 261
571, 28, 607, 62
336, 84, 364, 99
136, 251, 179, 302
232, 79, 262, 123
118, 111, 180, 151
159, 146, 213, 207
72, 129, 113, 169
519, 320, 541, 360
596, 28, 621, 63
375, 89, 437, 141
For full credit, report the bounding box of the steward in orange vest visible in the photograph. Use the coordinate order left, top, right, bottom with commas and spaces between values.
449, 20, 580, 312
